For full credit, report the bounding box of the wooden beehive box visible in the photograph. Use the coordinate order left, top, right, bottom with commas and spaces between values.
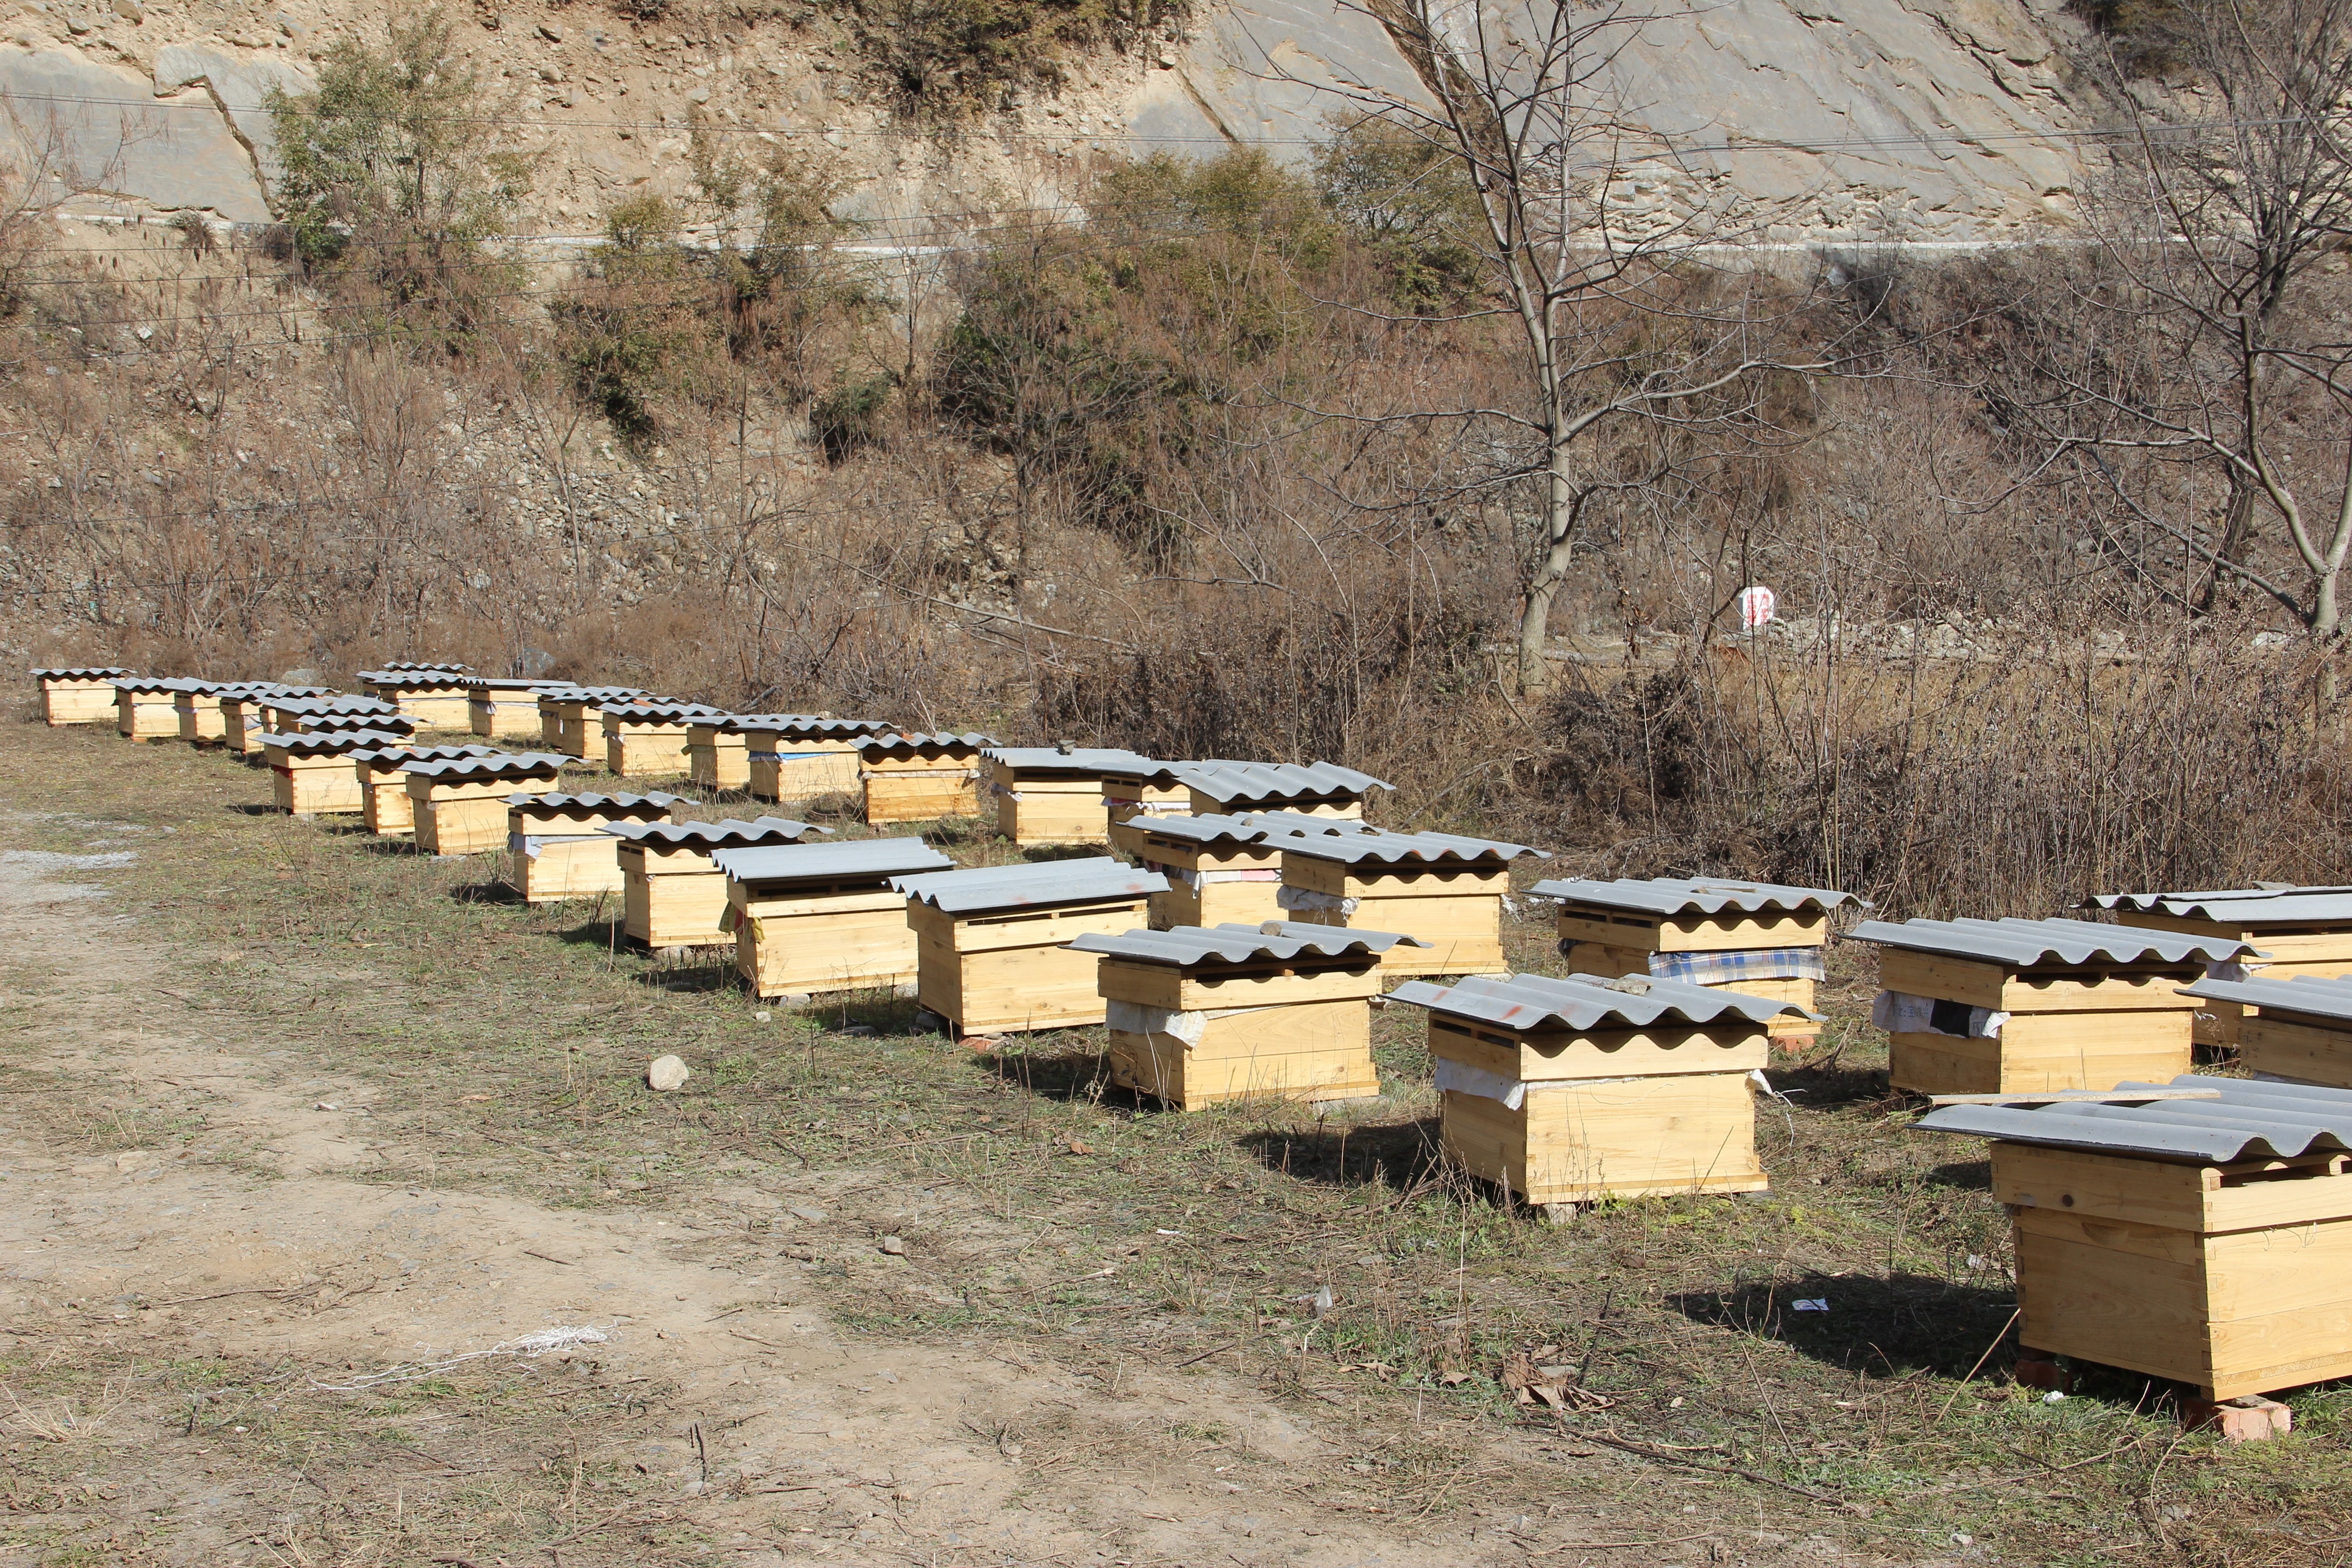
466, 678, 563, 739
264, 695, 399, 735
1174, 760, 1393, 820
1391, 971, 1801, 1206
603, 701, 724, 778
1073, 921, 1426, 1109
1852, 916, 2249, 1098
858, 732, 997, 824
358, 664, 474, 730
218, 686, 329, 755
113, 677, 188, 741
34, 666, 131, 725
1110, 811, 1379, 930
606, 817, 830, 951
538, 686, 647, 759
2177, 973, 2352, 1088
1099, 763, 1194, 827
1277, 828, 1543, 976
895, 858, 1167, 1037
714, 838, 955, 999
172, 680, 245, 743
687, 715, 751, 790
1535, 876, 1860, 1052
744, 716, 892, 803
507, 791, 685, 903
402, 753, 570, 855
2093, 886, 2352, 1048
261, 728, 414, 816
354, 744, 499, 834
1916, 1076, 2352, 1405
981, 747, 1159, 846
296, 710, 419, 743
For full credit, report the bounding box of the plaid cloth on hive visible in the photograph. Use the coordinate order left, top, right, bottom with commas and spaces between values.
1641, 947, 1824, 985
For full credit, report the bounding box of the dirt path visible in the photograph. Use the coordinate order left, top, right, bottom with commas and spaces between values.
0, 827, 1577, 1566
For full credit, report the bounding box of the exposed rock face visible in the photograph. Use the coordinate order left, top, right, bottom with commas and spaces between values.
0, 0, 2090, 241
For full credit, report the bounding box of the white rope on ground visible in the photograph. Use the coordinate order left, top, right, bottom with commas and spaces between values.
310, 1325, 610, 1392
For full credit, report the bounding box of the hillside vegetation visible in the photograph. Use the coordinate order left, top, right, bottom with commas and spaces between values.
4, 2, 2351, 918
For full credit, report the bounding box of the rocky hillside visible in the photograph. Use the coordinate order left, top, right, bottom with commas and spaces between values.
1, 0, 2092, 241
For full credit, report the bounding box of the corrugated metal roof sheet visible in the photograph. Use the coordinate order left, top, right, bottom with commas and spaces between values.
538, 686, 648, 703
377, 661, 471, 673
32, 667, 132, 678
300, 713, 418, 733
1279, 827, 1544, 866
461, 676, 568, 692
1532, 875, 1865, 916
2179, 972, 2352, 1021
1848, 916, 2248, 966
982, 746, 1159, 774
603, 701, 725, 722
712, 837, 955, 885
269, 695, 398, 714
223, 685, 332, 701
259, 729, 414, 755
602, 817, 828, 848
112, 675, 202, 692
2087, 885, 2352, 926
730, 715, 893, 738
1122, 812, 1382, 847
1388, 970, 1806, 1031
892, 857, 1167, 913
400, 753, 571, 779
1068, 920, 1429, 965
1173, 760, 1395, 803
351, 743, 500, 764
505, 791, 684, 815
1911, 1074, 2352, 1161
857, 731, 998, 757
357, 668, 470, 684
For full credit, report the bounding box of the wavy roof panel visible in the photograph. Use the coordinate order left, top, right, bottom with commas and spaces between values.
1068, 920, 1427, 966
1534, 875, 1864, 916
1912, 1074, 2352, 1161
1848, 916, 2248, 967
1387, 970, 1805, 1031
893, 857, 1166, 914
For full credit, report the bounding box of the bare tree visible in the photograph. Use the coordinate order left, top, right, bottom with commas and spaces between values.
1313, 0, 1833, 691
2014, 0, 2352, 643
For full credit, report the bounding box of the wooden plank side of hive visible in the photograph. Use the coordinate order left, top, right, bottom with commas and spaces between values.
1519, 1073, 1766, 1202
2011, 1207, 2214, 1386
1431, 1019, 1768, 1083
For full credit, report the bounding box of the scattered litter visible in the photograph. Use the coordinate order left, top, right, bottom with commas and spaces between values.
1311, 1285, 1334, 1318
1156, 1228, 1184, 1237
755, 1011, 772, 1023
314, 1101, 338, 1112
1951, 1534, 1974, 1547
647, 1055, 691, 1092
2043, 1390, 2067, 1404
877, 1235, 906, 1256
312, 1326, 610, 1392
1792, 1298, 1829, 1312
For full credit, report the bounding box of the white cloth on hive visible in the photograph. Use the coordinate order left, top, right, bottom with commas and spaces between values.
1433, 1058, 1526, 1110
1105, 1000, 1271, 1047
1871, 990, 2008, 1039
1277, 886, 1358, 916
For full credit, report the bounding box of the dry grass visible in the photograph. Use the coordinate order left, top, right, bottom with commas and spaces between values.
1, 719, 2348, 1566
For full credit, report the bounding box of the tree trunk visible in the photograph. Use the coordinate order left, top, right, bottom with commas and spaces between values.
1515, 447, 1578, 693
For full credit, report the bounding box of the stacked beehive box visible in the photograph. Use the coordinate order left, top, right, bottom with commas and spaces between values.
402, 752, 570, 855
1535, 877, 1859, 1052
358, 664, 473, 729
895, 858, 1167, 1037
292, 710, 419, 743
1852, 917, 2250, 1097
33, 667, 131, 725
1915, 1077, 2352, 1426
686, 714, 751, 790
1109, 811, 1376, 929
220, 687, 331, 754
354, 743, 500, 834
1173, 760, 1393, 819
1098, 760, 1195, 828
1073, 921, 1425, 1109
538, 686, 648, 758
507, 792, 685, 903
172, 680, 242, 743
744, 716, 893, 803
2092, 885, 2352, 1048
262, 728, 416, 816
2176, 974, 2352, 1088
606, 817, 830, 951
1277, 828, 1543, 976
113, 676, 190, 741
715, 838, 956, 999
603, 701, 724, 777
982, 747, 1157, 846
857, 732, 997, 824
466, 677, 564, 739
1390, 971, 1803, 1207
264, 694, 402, 735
